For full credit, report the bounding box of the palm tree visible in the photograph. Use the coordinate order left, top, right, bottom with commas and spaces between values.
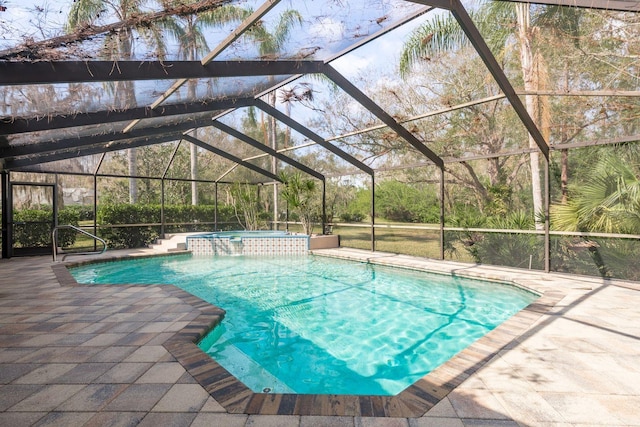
246, 10, 303, 228
400, 2, 553, 229
552, 155, 640, 234
67, 0, 167, 204
551, 154, 640, 276
164, 7, 301, 212
161, 4, 252, 205
279, 171, 318, 235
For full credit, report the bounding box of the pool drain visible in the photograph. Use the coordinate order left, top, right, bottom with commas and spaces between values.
262, 387, 272, 393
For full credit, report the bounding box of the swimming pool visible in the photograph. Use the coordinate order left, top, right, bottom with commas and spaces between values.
70, 254, 538, 396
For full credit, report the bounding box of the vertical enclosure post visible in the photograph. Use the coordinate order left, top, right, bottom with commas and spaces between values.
214, 182, 218, 231
52, 176, 58, 245
93, 153, 105, 251
53, 174, 58, 228
162, 141, 182, 238
93, 175, 98, 251
322, 179, 326, 235
160, 179, 165, 239
1, 171, 9, 258
544, 155, 551, 273
440, 167, 445, 260
371, 173, 375, 252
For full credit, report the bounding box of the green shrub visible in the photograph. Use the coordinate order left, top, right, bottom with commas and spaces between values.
339, 212, 365, 222
58, 208, 81, 246
13, 209, 52, 248
13, 208, 80, 248
97, 204, 160, 249
97, 203, 240, 248
455, 211, 544, 270
62, 205, 94, 221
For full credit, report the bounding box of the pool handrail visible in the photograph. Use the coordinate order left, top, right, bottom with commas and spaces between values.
52, 225, 107, 261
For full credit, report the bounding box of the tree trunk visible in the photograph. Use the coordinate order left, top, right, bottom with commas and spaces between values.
560, 63, 570, 204
516, 3, 544, 229
127, 147, 137, 204
190, 131, 198, 206
116, 29, 138, 204
561, 149, 569, 203
284, 99, 291, 148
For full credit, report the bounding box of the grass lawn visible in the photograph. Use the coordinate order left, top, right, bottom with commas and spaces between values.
333, 224, 474, 262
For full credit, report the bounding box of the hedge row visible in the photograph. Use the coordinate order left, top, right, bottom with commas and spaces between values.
13, 208, 79, 248
97, 204, 239, 249
12, 204, 241, 250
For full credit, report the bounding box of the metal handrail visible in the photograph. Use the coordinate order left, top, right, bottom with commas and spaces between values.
52, 225, 107, 261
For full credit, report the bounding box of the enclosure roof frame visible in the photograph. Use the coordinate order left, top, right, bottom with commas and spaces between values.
1, 0, 638, 178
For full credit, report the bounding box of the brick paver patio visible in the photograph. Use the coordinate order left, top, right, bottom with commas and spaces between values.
1, 248, 639, 426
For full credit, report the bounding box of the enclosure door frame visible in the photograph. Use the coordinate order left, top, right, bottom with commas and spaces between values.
7, 180, 57, 257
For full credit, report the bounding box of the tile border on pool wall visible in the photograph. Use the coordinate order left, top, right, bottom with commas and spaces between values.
55, 251, 563, 418
186, 235, 309, 256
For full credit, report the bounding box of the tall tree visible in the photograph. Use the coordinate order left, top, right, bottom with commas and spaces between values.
400, 2, 551, 228
66, 0, 166, 204
161, 3, 251, 205
247, 10, 303, 228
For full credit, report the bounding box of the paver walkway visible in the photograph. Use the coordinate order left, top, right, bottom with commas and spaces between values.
1, 248, 639, 426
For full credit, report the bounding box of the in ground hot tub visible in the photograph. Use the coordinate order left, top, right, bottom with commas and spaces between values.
186, 230, 309, 256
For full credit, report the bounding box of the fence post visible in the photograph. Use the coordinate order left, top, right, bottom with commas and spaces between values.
371, 173, 375, 252
1, 171, 9, 258
160, 179, 165, 239
440, 167, 445, 260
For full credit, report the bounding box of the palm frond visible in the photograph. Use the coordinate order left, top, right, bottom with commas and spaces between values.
199, 4, 253, 26
399, 2, 517, 78
272, 10, 303, 51
400, 13, 467, 77
66, 0, 105, 31
534, 5, 582, 45
552, 155, 640, 233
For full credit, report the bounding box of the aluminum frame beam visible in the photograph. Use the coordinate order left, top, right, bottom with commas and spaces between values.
327, 94, 507, 142
253, 99, 374, 176
410, 0, 551, 158
211, 121, 325, 181
322, 64, 444, 169
0, 118, 210, 159
4, 133, 183, 169
0, 98, 254, 135
0, 60, 326, 86
182, 134, 282, 183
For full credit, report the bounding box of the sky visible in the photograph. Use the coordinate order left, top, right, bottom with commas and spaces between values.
0, 0, 434, 78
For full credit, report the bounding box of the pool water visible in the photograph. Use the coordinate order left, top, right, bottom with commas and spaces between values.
71, 254, 537, 395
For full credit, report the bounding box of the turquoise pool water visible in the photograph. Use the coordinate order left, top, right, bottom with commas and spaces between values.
71, 254, 537, 395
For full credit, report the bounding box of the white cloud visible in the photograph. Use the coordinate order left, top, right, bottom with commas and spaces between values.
332, 54, 374, 79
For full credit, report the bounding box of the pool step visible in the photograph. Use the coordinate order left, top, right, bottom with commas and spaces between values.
149, 232, 201, 253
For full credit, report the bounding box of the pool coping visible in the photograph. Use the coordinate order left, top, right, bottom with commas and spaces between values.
52, 249, 564, 418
